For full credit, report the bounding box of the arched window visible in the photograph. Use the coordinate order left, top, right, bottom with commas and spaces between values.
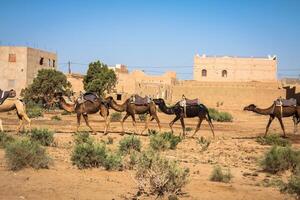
222, 70, 227, 77
202, 69, 207, 77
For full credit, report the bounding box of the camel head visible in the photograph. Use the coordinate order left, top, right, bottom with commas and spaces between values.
243, 104, 257, 111
153, 98, 165, 105
104, 96, 115, 106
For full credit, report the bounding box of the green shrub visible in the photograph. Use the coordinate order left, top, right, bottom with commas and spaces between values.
107, 136, 114, 145
281, 175, 300, 198
208, 108, 233, 122
261, 146, 300, 174
210, 165, 233, 183
26, 105, 43, 118
197, 136, 211, 152
29, 128, 54, 146
150, 132, 182, 151
136, 151, 189, 196
256, 134, 291, 147
110, 112, 122, 122
148, 129, 159, 135
138, 114, 147, 122
5, 139, 51, 170
61, 110, 72, 115
0, 132, 15, 148
74, 132, 94, 145
51, 115, 61, 121
104, 152, 123, 170
185, 127, 193, 132
119, 135, 141, 155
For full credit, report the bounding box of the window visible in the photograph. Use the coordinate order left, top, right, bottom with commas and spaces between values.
222, 70, 227, 77
117, 94, 122, 101
40, 57, 44, 65
202, 69, 207, 77
8, 79, 15, 88
53, 60, 56, 68
8, 54, 16, 62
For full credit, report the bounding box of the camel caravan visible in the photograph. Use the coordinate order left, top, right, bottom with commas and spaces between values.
0, 87, 300, 138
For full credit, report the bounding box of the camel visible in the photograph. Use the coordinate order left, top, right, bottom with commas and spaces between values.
0, 98, 31, 133
55, 93, 110, 135
243, 104, 300, 137
153, 98, 215, 138
105, 96, 161, 134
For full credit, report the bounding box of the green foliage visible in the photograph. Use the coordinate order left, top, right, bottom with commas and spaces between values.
138, 114, 147, 122
208, 108, 233, 122
29, 128, 54, 146
107, 136, 114, 145
260, 146, 300, 174
256, 134, 291, 147
281, 175, 300, 198
0, 132, 15, 148
74, 132, 94, 145
150, 132, 182, 151
210, 165, 233, 183
104, 152, 122, 170
83, 61, 117, 96
26, 102, 44, 118
136, 150, 189, 196
5, 139, 51, 170
110, 112, 122, 122
197, 136, 211, 152
51, 115, 61, 121
185, 127, 193, 132
21, 69, 71, 104
119, 135, 141, 155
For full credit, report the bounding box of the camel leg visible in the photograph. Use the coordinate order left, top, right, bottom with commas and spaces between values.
192, 118, 203, 138
141, 114, 149, 135
121, 113, 130, 134
278, 117, 287, 138
293, 115, 298, 134
130, 114, 138, 135
152, 114, 161, 132
83, 114, 96, 135
0, 119, 3, 132
76, 113, 81, 132
264, 116, 274, 137
104, 115, 111, 135
169, 115, 181, 134
206, 117, 215, 138
179, 117, 186, 138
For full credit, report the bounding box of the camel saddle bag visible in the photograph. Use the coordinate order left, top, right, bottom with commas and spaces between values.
274, 98, 297, 107
0, 90, 16, 105
132, 95, 151, 106
186, 98, 199, 106
77, 92, 99, 104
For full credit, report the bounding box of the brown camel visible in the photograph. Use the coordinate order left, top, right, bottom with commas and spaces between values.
105, 96, 161, 134
0, 98, 31, 133
55, 93, 110, 135
153, 98, 215, 138
244, 104, 300, 137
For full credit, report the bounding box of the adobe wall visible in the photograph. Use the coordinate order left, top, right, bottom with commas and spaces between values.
172, 81, 285, 110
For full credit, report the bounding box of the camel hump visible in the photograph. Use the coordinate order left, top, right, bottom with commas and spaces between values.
132, 95, 152, 105
275, 98, 297, 107
0, 89, 16, 105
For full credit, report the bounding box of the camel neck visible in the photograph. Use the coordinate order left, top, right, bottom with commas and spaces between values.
59, 98, 75, 112
158, 101, 175, 115
253, 105, 274, 115
110, 99, 127, 112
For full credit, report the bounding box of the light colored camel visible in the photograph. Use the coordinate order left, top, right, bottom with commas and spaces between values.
0, 98, 31, 132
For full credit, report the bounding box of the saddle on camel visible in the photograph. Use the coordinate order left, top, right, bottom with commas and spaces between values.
273, 97, 297, 116
76, 92, 99, 104
130, 95, 152, 106
0, 89, 17, 105
179, 95, 200, 117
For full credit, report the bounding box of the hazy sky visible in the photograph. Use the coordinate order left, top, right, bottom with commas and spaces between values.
1, 0, 299, 79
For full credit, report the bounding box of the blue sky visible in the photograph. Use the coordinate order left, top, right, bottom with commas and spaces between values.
0, 0, 300, 79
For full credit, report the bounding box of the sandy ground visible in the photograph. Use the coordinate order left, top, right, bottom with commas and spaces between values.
0, 109, 299, 200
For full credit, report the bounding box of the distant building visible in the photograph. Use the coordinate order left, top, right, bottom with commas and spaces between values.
193, 54, 277, 82
0, 46, 57, 95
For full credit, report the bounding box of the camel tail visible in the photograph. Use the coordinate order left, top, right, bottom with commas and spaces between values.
200, 104, 214, 129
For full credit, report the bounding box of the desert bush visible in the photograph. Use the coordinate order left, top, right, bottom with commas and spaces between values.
136, 150, 189, 196
138, 114, 147, 122
260, 146, 300, 174
26, 104, 43, 118
61, 110, 71, 115
51, 115, 61, 121
150, 132, 182, 151
29, 128, 54, 146
148, 129, 159, 135
197, 136, 211, 152
281, 175, 300, 198
123, 151, 139, 170
210, 165, 233, 183
104, 152, 122, 170
74, 132, 94, 145
0, 132, 15, 148
119, 135, 141, 155
185, 127, 193, 132
110, 112, 122, 122
5, 139, 51, 170
107, 136, 114, 145
256, 134, 290, 147
208, 108, 233, 122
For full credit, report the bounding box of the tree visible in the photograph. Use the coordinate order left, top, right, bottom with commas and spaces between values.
21, 69, 72, 106
83, 61, 117, 96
